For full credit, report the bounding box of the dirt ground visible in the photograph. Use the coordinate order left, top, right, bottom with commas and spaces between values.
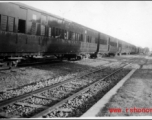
97, 69, 152, 116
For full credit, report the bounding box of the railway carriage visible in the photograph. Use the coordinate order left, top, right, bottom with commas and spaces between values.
108, 37, 118, 56
127, 43, 133, 54
0, 2, 98, 63
77, 26, 99, 58
118, 41, 139, 55
138, 47, 144, 54
0, 2, 142, 67
117, 39, 123, 55
98, 33, 109, 56
119, 41, 129, 55
98, 34, 119, 57
124, 43, 131, 55
133, 46, 138, 54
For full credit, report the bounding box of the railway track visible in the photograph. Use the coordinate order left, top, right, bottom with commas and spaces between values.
0, 61, 117, 97
31, 64, 130, 118
0, 62, 130, 118
0, 61, 120, 102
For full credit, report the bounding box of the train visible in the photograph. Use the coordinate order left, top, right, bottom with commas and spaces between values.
0, 2, 144, 67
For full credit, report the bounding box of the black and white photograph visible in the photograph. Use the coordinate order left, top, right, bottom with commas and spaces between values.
0, 1, 152, 118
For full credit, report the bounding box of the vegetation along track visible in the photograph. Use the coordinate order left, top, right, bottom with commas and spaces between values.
0, 63, 130, 118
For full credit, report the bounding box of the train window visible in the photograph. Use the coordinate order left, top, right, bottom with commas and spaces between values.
100, 39, 107, 45
48, 27, 51, 37
77, 33, 78, 40
18, 19, 26, 33
76, 33, 78, 41
74, 33, 76, 41
80, 34, 83, 41
90, 37, 91, 43
41, 25, 45, 36
77, 34, 79, 41
58, 28, 60, 36
119, 43, 122, 47
61, 29, 64, 39
75, 33, 76, 41
87, 36, 89, 42
77, 33, 79, 41
88, 36, 91, 43
58, 28, 61, 37
57, 28, 60, 38
95, 38, 98, 43
92, 37, 95, 43
69, 31, 72, 40
55, 28, 57, 36
71, 31, 73, 40
89, 36, 91, 43
1, 15, 7, 31
90, 36, 92, 43
55, 28, 61, 38
41, 15, 47, 25
76, 33, 79, 41
75, 33, 77, 41
64, 30, 67, 39
79, 34, 81, 41
71, 32, 75, 41
87, 36, 88, 42
31, 22, 36, 35
63, 30, 65, 39
55, 28, 58, 37
51, 27, 55, 38
8, 17, 14, 32
66, 31, 69, 40
60, 29, 62, 38
110, 41, 117, 46
59, 29, 62, 38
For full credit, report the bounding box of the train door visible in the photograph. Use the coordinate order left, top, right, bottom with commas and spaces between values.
40, 14, 47, 54
18, 7, 27, 34
17, 7, 27, 52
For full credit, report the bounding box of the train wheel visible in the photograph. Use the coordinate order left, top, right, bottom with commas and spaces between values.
76, 56, 82, 60
13, 60, 19, 67
7, 61, 13, 69
59, 57, 63, 62
7, 60, 18, 69
74, 55, 81, 61
68, 57, 71, 61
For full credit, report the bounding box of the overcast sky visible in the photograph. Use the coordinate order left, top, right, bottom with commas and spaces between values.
20, 1, 152, 50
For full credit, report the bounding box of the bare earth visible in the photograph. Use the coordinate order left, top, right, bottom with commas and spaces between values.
97, 69, 152, 116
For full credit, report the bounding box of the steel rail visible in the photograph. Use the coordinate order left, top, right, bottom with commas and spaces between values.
31, 63, 129, 118
0, 62, 119, 109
